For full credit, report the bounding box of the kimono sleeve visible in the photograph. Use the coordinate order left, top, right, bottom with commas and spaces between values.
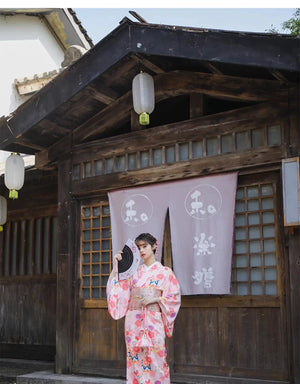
159, 267, 181, 338
106, 275, 131, 320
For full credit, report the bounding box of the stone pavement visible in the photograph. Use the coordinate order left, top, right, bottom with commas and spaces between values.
0, 360, 125, 384
0, 359, 290, 384
0, 359, 53, 384
17, 371, 125, 384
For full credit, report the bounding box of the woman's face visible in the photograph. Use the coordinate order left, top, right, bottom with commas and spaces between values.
136, 240, 156, 263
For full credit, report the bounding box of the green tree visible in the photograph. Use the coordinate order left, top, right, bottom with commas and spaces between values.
266, 8, 300, 35
282, 8, 300, 35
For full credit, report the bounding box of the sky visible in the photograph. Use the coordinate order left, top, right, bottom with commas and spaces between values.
73, 7, 298, 45
2, 1, 298, 44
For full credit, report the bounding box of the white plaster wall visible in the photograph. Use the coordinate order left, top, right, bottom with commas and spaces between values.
0, 14, 65, 117
0, 14, 65, 163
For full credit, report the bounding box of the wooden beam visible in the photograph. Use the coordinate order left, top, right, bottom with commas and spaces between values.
269, 69, 290, 85
154, 71, 289, 102
69, 100, 288, 164
35, 71, 291, 168
129, 11, 148, 23
85, 85, 117, 105
202, 61, 223, 75
44, 91, 132, 166
132, 53, 165, 74
71, 146, 285, 196
14, 137, 46, 151
130, 23, 300, 72
36, 98, 288, 169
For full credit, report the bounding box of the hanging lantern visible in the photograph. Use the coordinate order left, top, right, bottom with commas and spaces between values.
4, 153, 25, 199
132, 71, 155, 126
0, 196, 7, 231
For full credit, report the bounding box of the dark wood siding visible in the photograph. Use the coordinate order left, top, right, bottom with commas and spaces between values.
0, 171, 58, 361
0, 276, 56, 361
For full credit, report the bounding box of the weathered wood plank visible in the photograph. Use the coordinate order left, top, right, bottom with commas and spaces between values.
154, 71, 290, 102
288, 228, 300, 382
71, 146, 285, 196
75, 308, 125, 372
132, 53, 165, 74
130, 24, 300, 72
174, 307, 219, 367
190, 93, 204, 118
173, 307, 287, 380
7, 205, 57, 221
56, 159, 75, 374
36, 100, 288, 168
0, 277, 56, 357
84, 85, 117, 105
73, 104, 286, 161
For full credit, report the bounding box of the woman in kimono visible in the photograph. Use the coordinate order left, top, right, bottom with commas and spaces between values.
107, 233, 181, 384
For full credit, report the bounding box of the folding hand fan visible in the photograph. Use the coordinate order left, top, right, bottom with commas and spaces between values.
118, 238, 141, 280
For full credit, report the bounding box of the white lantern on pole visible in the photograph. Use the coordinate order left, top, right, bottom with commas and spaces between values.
132, 72, 155, 125
4, 153, 25, 199
0, 196, 7, 231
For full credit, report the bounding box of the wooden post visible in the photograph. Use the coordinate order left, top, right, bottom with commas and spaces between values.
190, 93, 204, 119
56, 159, 76, 373
131, 109, 142, 131
288, 228, 300, 383
0, 231, 3, 276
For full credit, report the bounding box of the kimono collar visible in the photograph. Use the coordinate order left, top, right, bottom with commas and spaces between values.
143, 261, 159, 270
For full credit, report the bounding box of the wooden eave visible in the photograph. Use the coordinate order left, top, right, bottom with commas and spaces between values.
0, 19, 298, 160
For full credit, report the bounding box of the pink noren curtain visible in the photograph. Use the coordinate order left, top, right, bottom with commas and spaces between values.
108, 172, 237, 295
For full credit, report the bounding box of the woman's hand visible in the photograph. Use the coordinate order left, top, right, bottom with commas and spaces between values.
109, 251, 122, 278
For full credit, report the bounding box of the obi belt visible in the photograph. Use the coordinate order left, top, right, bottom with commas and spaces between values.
129, 287, 162, 312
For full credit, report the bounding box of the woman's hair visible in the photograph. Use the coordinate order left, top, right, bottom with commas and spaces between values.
135, 233, 157, 253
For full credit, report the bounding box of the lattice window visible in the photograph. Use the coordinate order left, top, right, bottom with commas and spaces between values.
0, 216, 57, 277
81, 202, 112, 299
232, 182, 278, 296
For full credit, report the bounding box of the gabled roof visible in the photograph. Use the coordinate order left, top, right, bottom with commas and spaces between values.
0, 8, 93, 50
0, 18, 298, 158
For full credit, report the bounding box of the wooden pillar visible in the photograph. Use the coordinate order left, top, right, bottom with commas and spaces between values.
0, 231, 3, 275
190, 93, 204, 119
288, 228, 300, 383
56, 159, 76, 373
131, 109, 142, 131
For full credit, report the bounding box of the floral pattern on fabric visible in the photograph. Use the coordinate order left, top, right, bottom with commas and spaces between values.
107, 261, 181, 384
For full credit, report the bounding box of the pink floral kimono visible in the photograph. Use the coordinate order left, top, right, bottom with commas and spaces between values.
107, 261, 181, 384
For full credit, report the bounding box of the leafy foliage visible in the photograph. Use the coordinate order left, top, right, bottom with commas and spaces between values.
266, 8, 300, 35
282, 8, 300, 35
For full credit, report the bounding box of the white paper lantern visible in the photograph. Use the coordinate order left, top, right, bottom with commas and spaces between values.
0, 196, 7, 231
132, 72, 155, 125
5, 153, 25, 199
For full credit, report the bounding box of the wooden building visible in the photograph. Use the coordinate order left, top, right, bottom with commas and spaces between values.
0, 19, 299, 384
